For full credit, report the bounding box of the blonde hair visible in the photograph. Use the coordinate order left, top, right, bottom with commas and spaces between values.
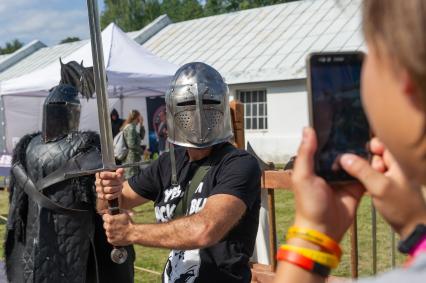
362, 0, 426, 105
121, 109, 141, 130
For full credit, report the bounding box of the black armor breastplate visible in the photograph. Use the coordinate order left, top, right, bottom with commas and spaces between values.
21, 132, 98, 283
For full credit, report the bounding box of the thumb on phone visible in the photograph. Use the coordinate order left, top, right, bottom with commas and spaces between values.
340, 153, 388, 195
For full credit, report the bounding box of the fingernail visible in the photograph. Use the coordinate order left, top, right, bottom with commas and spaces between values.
341, 154, 354, 167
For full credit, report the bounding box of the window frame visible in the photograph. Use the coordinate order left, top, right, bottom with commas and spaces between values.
236, 89, 268, 132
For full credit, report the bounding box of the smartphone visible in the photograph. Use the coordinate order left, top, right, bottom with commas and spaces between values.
306, 51, 370, 182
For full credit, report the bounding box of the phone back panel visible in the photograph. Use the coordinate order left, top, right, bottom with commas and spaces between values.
306, 51, 370, 182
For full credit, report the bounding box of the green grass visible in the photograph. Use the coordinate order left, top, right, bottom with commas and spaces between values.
0, 190, 406, 282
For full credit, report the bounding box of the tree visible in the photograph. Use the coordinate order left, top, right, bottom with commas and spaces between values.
59, 37, 81, 44
180, 0, 204, 21
0, 39, 23, 55
222, 0, 299, 12
101, 0, 162, 31
102, 0, 142, 31
204, 0, 225, 16
160, 0, 182, 22
144, 0, 162, 25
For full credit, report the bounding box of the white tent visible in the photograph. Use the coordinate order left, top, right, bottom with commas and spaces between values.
0, 23, 178, 153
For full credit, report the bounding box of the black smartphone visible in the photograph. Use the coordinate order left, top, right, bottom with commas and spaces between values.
306, 51, 370, 182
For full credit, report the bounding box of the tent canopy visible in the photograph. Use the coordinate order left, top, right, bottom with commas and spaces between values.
0, 23, 178, 97
0, 23, 178, 153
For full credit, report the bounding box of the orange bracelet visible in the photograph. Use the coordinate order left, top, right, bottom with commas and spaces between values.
286, 226, 342, 259
277, 247, 331, 277
280, 245, 339, 268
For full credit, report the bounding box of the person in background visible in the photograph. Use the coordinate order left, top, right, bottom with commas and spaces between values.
274, 1, 426, 282
138, 115, 146, 142
122, 110, 143, 179
138, 115, 148, 158
157, 110, 168, 155
111, 108, 124, 138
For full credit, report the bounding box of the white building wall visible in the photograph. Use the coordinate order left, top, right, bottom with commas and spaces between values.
229, 79, 309, 164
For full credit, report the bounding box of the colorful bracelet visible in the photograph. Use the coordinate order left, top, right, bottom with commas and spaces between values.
277, 248, 331, 277
410, 235, 426, 258
280, 244, 340, 269
286, 226, 342, 259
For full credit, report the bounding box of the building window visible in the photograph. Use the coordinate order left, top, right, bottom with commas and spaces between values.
236, 90, 268, 130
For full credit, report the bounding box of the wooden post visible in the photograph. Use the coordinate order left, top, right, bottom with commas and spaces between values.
350, 217, 358, 278
371, 201, 377, 275
391, 229, 396, 268
229, 100, 245, 149
267, 188, 277, 271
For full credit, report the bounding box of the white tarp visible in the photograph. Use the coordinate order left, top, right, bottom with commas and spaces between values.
0, 23, 178, 153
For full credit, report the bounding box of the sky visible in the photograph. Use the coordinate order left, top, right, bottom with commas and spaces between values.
0, 0, 106, 47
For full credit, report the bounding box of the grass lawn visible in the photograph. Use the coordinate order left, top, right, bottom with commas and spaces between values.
0, 189, 405, 282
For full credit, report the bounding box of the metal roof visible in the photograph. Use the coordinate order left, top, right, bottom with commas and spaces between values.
0, 40, 87, 81
143, 0, 363, 84
0, 40, 46, 73
0, 54, 10, 63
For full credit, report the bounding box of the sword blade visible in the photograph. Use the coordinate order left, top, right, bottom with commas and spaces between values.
87, 0, 115, 169
86, 0, 128, 265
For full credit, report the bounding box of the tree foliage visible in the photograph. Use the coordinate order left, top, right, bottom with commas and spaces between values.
101, 0, 299, 31
101, 0, 162, 31
179, 0, 204, 21
0, 39, 23, 55
223, 0, 298, 12
59, 37, 81, 44
204, 0, 225, 17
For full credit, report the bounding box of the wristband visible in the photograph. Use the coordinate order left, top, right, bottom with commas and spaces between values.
398, 224, 426, 254
280, 244, 339, 269
287, 226, 342, 259
277, 248, 331, 277
410, 235, 426, 258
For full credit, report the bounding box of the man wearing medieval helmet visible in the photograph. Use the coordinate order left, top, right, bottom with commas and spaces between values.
96, 62, 261, 283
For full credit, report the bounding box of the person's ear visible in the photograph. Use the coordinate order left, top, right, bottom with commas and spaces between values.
401, 70, 424, 109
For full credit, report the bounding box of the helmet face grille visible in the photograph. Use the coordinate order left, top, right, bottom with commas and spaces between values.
175, 111, 193, 130
205, 109, 223, 129
175, 109, 223, 136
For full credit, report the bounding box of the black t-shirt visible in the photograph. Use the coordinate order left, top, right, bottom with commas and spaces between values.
128, 143, 261, 283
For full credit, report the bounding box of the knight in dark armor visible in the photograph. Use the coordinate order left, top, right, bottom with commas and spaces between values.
4, 60, 134, 283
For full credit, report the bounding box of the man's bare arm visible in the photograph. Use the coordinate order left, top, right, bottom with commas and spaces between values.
104, 194, 247, 249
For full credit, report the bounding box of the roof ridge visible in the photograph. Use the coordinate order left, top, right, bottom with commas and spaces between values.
0, 40, 46, 73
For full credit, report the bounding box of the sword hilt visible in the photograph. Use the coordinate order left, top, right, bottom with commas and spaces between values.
108, 198, 120, 215
108, 198, 128, 264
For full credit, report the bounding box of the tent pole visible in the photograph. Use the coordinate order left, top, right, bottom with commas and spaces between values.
0, 95, 7, 154
120, 87, 124, 117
